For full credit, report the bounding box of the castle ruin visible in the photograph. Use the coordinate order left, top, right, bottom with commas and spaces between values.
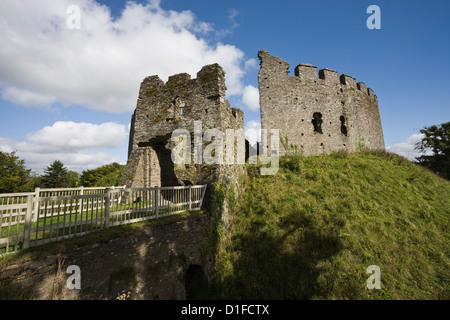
121, 63, 244, 189
258, 50, 384, 156
122, 50, 385, 188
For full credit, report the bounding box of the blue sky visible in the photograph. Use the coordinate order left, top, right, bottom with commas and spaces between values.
0, 0, 449, 173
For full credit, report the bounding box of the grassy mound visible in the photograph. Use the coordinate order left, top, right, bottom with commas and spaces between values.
211, 151, 450, 299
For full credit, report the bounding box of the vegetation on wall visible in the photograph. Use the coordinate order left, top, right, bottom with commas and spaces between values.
1, 122, 449, 300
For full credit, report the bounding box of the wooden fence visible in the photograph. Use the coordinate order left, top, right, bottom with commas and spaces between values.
0, 185, 207, 255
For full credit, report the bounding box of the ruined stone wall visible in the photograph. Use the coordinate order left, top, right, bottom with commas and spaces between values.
258, 50, 385, 156
0, 214, 213, 300
119, 64, 245, 275
122, 63, 244, 189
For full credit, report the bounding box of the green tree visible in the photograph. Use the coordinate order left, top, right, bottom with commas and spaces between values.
65, 170, 81, 187
81, 162, 124, 187
415, 121, 450, 179
0, 151, 33, 193
41, 160, 70, 188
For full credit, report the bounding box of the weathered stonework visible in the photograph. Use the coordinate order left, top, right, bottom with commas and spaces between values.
0, 214, 213, 300
121, 63, 244, 189
0, 54, 388, 301
258, 50, 385, 156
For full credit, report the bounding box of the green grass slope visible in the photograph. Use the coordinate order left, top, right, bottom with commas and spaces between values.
211, 151, 450, 299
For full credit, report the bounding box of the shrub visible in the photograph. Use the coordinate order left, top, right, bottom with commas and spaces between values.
280, 155, 302, 173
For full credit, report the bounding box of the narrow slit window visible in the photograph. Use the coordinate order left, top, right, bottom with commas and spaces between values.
312, 112, 323, 134
173, 97, 185, 117
340, 115, 348, 136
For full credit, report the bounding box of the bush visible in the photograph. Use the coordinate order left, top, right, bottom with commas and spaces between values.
280, 155, 302, 173
246, 164, 262, 177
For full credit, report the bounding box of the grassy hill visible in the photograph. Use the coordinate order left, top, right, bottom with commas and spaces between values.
211, 151, 450, 299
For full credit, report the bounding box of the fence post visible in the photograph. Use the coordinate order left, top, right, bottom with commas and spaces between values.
104, 188, 110, 228
32, 187, 40, 222
111, 186, 115, 207
79, 186, 84, 216
23, 196, 33, 249
154, 186, 159, 219
188, 185, 192, 211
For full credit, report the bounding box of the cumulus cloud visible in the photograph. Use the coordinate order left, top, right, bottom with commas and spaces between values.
0, 0, 253, 113
244, 58, 258, 70
28, 121, 127, 150
245, 120, 261, 145
19, 148, 122, 174
1, 87, 56, 109
386, 133, 431, 161
242, 85, 260, 111
0, 137, 16, 153
0, 121, 128, 173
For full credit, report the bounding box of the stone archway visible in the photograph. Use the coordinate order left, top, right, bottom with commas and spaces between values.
136, 134, 180, 188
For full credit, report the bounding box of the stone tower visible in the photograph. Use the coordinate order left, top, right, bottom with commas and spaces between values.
258, 50, 385, 156
121, 63, 244, 188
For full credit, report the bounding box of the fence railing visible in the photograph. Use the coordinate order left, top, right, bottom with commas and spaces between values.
0, 185, 207, 255
32, 186, 127, 222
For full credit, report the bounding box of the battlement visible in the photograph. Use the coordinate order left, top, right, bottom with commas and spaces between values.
258, 50, 385, 157
123, 62, 244, 189
138, 63, 226, 101
167, 72, 191, 84
340, 74, 356, 87
318, 68, 340, 84
196, 63, 227, 99
294, 63, 317, 81
258, 50, 376, 100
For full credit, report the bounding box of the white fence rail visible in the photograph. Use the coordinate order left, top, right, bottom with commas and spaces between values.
0, 185, 207, 254
32, 186, 126, 222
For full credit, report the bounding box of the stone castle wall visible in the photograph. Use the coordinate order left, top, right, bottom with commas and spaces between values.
121, 63, 244, 189
0, 214, 212, 300
258, 50, 385, 156
0, 53, 388, 300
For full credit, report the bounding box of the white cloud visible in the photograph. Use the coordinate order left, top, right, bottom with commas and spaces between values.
0, 121, 127, 173
0, 0, 253, 113
215, 8, 240, 38
386, 133, 431, 161
244, 58, 258, 70
245, 120, 261, 145
19, 148, 122, 174
0, 137, 16, 153
242, 85, 260, 111
1, 87, 56, 109
28, 121, 127, 150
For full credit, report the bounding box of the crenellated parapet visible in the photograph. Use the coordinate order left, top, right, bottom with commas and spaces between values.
258, 50, 377, 102
258, 50, 384, 156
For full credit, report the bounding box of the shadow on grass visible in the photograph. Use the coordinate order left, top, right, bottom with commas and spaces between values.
212, 212, 343, 299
